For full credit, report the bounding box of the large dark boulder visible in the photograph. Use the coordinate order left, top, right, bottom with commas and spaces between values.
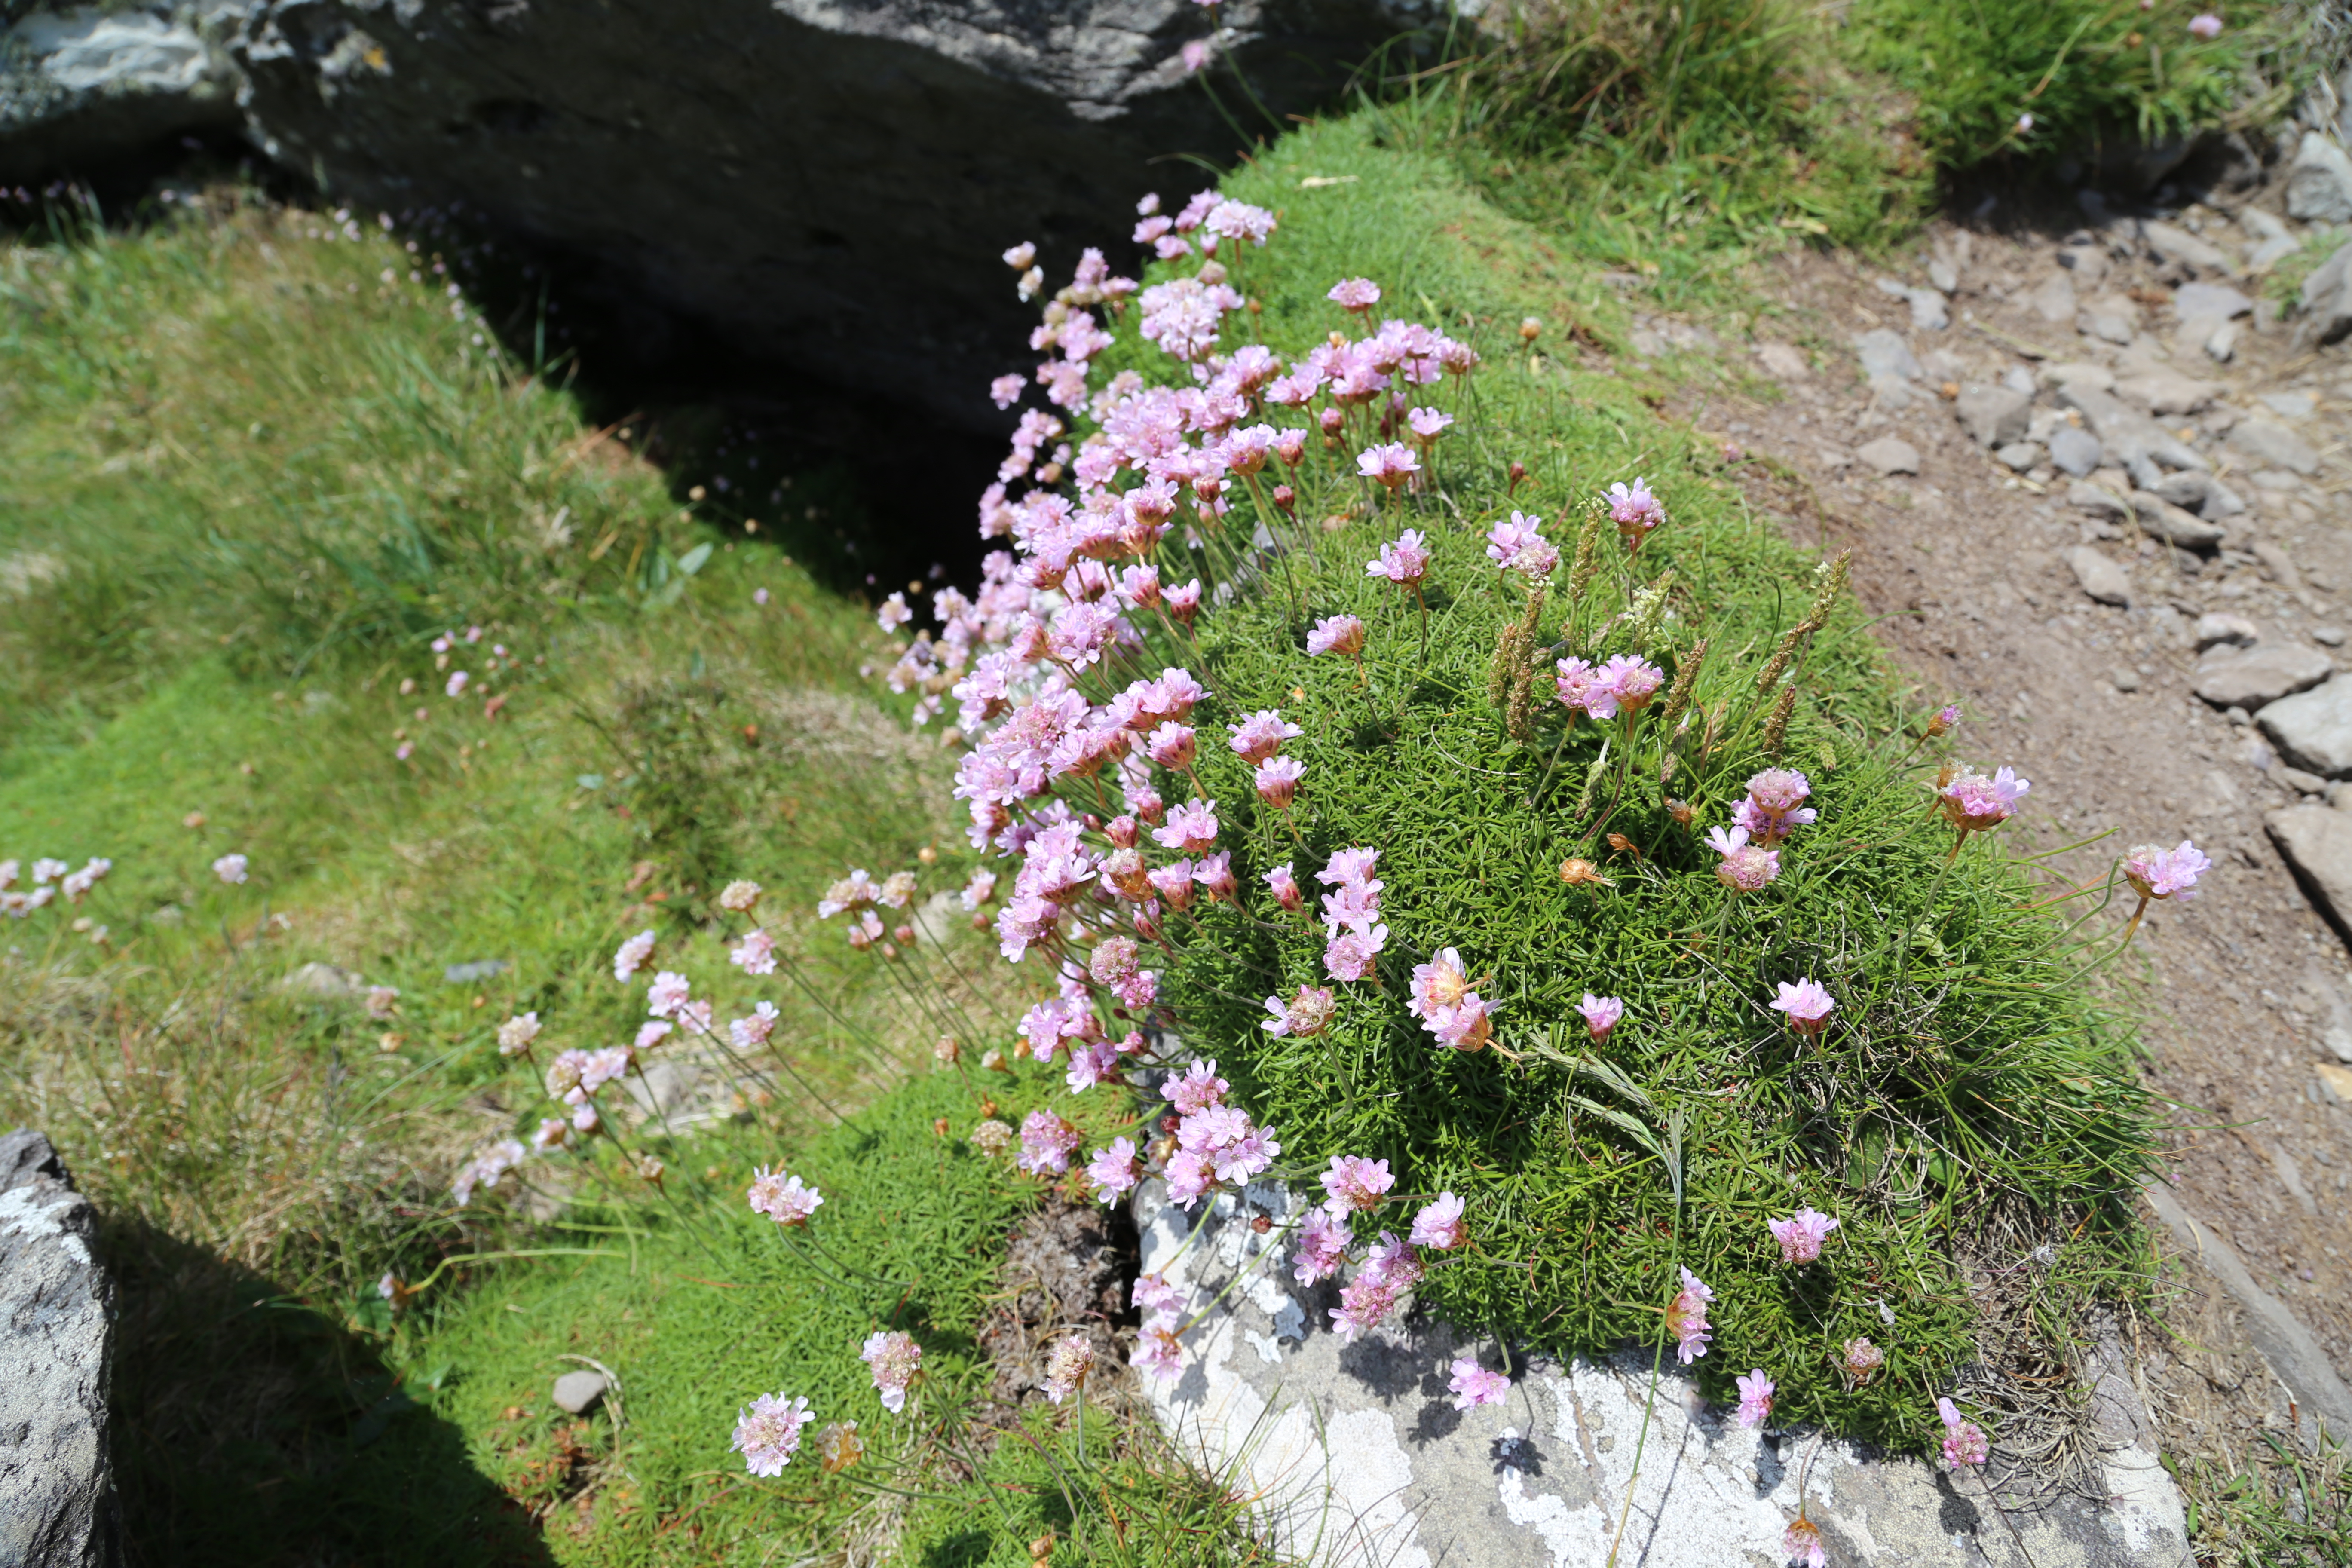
0, 1130, 119, 1568
1, 0, 1441, 425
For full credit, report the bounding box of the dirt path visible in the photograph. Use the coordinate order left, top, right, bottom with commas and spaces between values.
1657, 199, 2352, 1470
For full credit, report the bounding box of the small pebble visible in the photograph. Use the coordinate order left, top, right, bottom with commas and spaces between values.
2228, 706, 2252, 726
2318, 626, 2347, 647
552, 1370, 609, 1415
2112, 668, 2141, 692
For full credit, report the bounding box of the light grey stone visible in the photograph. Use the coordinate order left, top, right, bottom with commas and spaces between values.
2205, 318, 2242, 362
552, 1369, 609, 1415
1853, 328, 1921, 383
2001, 364, 2037, 396
2048, 424, 2104, 476
2251, 233, 2305, 270
283, 961, 363, 999
2030, 271, 2079, 324
2079, 297, 2141, 344
2174, 282, 2254, 320
2068, 479, 2132, 520
2061, 242, 2111, 287
1856, 435, 1920, 475
1956, 385, 2031, 447
2141, 220, 2232, 273
0, 1130, 117, 1568
2052, 383, 2209, 474
2043, 361, 2115, 392
2229, 419, 2322, 475
2113, 667, 2142, 692
1927, 257, 1958, 294
2318, 625, 2347, 648
2255, 541, 2304, 591
2260, 677, 2352, 777
1136, 1179, 2191, 1568
442, 958, 508, 983
2242, 208, 2290, 242
2064, 545, 2133, 606
2287, 130, 2352, 224
1753, 342, 1808, 380
2299, 239, 2352, 346
2281, 765, 2329, 795
0, 7, 242, 178
2115, 368, 2218, 416
1875, 277, 1948, 330
2150, 469, 2244, 519
2263, 391, 2318, 419
2196, 642, 2333, 709
2128, 492, 2225, 549
1995, 441, 2043, 471
2194, 611, 2259, 652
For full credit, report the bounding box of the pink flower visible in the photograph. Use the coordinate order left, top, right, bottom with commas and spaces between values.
497, 1012, 541, 1055
1746, 769, 1811, 813
1409, 1191, 1465, 1249
1002, 242, 1037, 270
1449, 1356, 1509, 1409
989, 374, 1024, 409
1367, 529, 1430, 587
1666, 1267, 1714, 1364
1086, 1137, 1144, 1200
445, 670, 470, 698
1319, 847, 1381, 888
1263, 984, 1337, 1038
1484, 511, 1550, 574
1783, 1518, 1827, 1568
1428, 995, 1494, 1051
1324, 923, 1387, 981
646, 971, 692, 1017
732, 1392, 814, 1476
747, 1166, 824, 1226
1735, 1369, 1775, 1428
1328, 277, 1381, 312
731, 929, 778, 976
1165, 578, 1204, 623
1938, 1397, 1990, 1468
1357, 443, 1420, 490
1322, 1154, 1395, 1212
1147, 861, 1195, 911
1307, 614, 1366, 658
1598, 655, 1663, 712
1163, 1059, 1228, 1114
1607, 477, 1665, 543
634, 1020, 674, 1051
1133, 1272, 1185, 1320
861, 1331, 923, 1413
1017, 1109, 1084, 1175
1578, 994, 1625, 1040
1733, 796, 1818, 845
1407, 407, 1453, 444
1842, 1337, 1885, 1383
1707, 826, 1781, 892
612, 929, 655, 981
211, 852, 249, 885
1294, 1206, 1351, 1283
1193, 851, 1238, 903
732, 1001, 780, 1049
1767, 1207, 1839, 1265
1133, 1321, 1184, 1381
1266, 862, 1304, 911
1409, 947, 1473, 1022
1770, 979, 1836, 1036
1228, 709, 1302, 762
1255, 756, 1305, 807
1555, 657, 1605, 715
1152, 798, 1219, 854
1042, 1334, 1099, 1403
2123, 839, 2209, 902
1939, 765, 2030, 833
2187, 11, 2221, 37
1147, 720, 1197, 770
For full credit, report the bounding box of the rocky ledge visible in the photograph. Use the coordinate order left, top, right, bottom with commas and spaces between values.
1133, 1178, 2190, 1568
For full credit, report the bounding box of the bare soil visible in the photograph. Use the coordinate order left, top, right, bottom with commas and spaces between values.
1662, 202, 2352, 1474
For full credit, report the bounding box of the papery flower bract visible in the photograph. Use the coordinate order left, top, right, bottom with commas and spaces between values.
1449, 1356, 1509, 1409
1767, 1207, 1839, 1265
1736, 1369, 1775, 1428
1409, 1191, 1465, 1250
1666, 1267, 1714, 1364
961, 869, 998, 909
1306, 614, 1366, 658
1783, 1518, 1827, 1568
748, 1165, 824, 1226
1002, 241, 1036, 270
1938, 1397, 1990, 1469
970, 1118, 1014, 1157
732, 1393, 814, 1476
731, 929, 779, 976
1770, 979, 1836, 1036
1578, 994, 1624, 1040
860, 1330, 923, 1414
1262, 983, 1337, 1038
2122, 839, 2209, 902
212, 853, 249, 885
1321, 1154, 1394, 1212
1041, 1335, 1096, 1403
612, 929, 656, 982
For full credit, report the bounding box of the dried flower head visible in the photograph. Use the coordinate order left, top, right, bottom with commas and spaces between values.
1841, 1336, 1885, 1384
1041, 1335, 1097, 1403
814, 1420, 864, 1475
1558, 858, 1614, 888
718, 879, 763, 912
497, 1012, 541, 1055
970, 1118, 1015, 1157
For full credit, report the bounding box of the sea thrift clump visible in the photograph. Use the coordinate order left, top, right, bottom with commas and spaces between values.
732, 1393, 814, 1476
860, 1331, 923, 1413
1449, 1357, 1509, 1410
1085, 1137, 1144, 1200
1735, 1369, 1775, 1428
1666, 1268, 1714, 1364
1770, 979, 1836, 1036
1937, 1397, 1990, 1469
1768, 1207, 1840, 1265
1294, 1206, 1351, 1283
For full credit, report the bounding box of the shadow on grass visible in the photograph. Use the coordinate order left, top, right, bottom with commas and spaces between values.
103, 1212, 553, 1568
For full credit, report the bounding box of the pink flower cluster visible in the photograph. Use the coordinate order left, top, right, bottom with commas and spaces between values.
1155, 1060, 1280, 1207
732, 1392, 814, 1476
1316, 847, 1388, 982
1707, 824, 1780, 892
1230, 707, 1305, 807
1555, 654, 1664, 721
450, 1137, 525, 1207
860, 1330, 923, 1414
1407, 946, 1494, 1051
0, 854, 109, 918
1131, 1272, 1189, 1382
1734, 769, 1816, 845
1666, 1266, 1714, 1364
1485, 511, 1558, 579
2123, 839, 2209, 902
748, 1164, 824, 1226
1939, 764, 2030, 834
1607, 477, 1665, 546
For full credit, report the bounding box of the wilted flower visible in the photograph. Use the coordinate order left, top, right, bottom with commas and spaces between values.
1041, 1335, 1096, 1403
530, 1116, 570, 1153
1262, 983, 1338, 1038
1578, 994, 1624, 1041
718, 879, 763, 912
1769, 979, 1836, 1036
497, 1012, 540, 1054
1666, 1267, 1714, 1364
1736, 1369, 1775, 1428
970, 1118, 1015, 1157
814, 1420, 864, 1474
748, 1165, 824, 1226
861, 1331, 923, 1413
732, 1393, 814, 1476
1782, 1518, 1827, 1568
1449, 1356, 1509, 1410
1938, 1396, 1990, 1469
818, 869, 878, 918
212, 853, 249, 885
1409, 1192, 1465, 1250
1842, 1336, 1885, 1384
1767, 1207, 1840, 1265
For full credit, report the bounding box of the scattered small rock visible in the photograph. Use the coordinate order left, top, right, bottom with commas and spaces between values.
1856, 436, 1920, 476
1996, 441, 2043, 472
2030, 272, 2079, 325
1853, 329, 1921, 383
2194, 612, 2260, 652
2260, 391, 2318, 420
2128, 492, 2225, 550
2043, 361, 2115, 392
2174, 282, 2254, 321
2193, 642, 2334, 710
2063, 546, 2133, 606
2150, 469, 2245, 520
552, 1369, 609, 1415
1926, 257, 1959, 294
1874, 278, 1949, 331
2268, 806, 2352, 937
2261, 677, 2352, 777
2254, 541, 2305, 592
284, 962, 364, 999
2078, 297, 2141, 344
2299, 240, 2352, 346
1956, 385, 2031, 447
2141, 220, 2233, 273
2067, 480, 2131, 521
2047, 426, 2104, 476
2316, 626, 2346, 648
2286, 130, 2352, 224
1754, 342, 1808, 379
2228, 419, 2322, 475
2280, 765, 2329, 796
2112, 668, 2142, 692
2116, 368, 2218, 416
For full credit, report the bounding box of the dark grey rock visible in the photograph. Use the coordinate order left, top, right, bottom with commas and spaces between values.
2196, 643, 2334, 710
2261, 677, 2352, 777
2048, 425, 2104, 476
2287, 130, 2352, 224
0, 1130, 118, 1568
1957, 385, 2031, 447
